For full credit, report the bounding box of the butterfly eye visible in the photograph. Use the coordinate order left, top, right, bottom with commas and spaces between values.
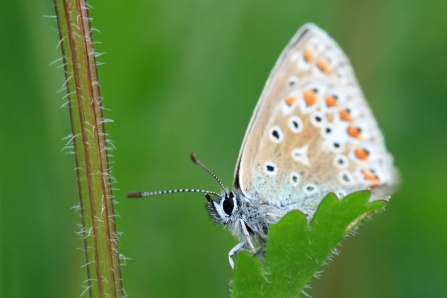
222, 195, 235, 216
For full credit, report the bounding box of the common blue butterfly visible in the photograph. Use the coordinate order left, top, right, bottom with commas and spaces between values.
129, 23, 396, 268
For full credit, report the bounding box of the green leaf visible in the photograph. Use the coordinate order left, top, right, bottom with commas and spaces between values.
231, 191, 387, 298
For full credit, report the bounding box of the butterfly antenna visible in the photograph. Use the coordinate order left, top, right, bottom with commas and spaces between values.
190, 152, 229, 197
128, 189, 221, 198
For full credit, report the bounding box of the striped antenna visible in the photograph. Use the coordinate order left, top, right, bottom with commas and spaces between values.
127, 153, 227, 199
190, 152, 229, 197
128, 189, 221, 198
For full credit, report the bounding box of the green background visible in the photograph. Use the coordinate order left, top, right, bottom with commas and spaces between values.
1, 1, 446, 297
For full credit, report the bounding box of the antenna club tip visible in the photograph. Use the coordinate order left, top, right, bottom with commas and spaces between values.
190, 152, 198, 163
127, 192, 143, 198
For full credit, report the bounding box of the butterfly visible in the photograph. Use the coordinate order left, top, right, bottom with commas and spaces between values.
129, 23, 396, 268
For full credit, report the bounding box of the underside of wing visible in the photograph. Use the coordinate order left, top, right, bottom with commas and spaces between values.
233, 23, 395, 216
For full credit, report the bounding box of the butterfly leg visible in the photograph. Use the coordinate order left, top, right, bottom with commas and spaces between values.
239, 218, 256, 254
228, 241, 245, 269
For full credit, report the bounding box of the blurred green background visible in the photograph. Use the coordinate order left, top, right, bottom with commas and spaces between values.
1, 0, 446, 297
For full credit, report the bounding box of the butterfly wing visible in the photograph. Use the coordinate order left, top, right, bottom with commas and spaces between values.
233, 23, 395, 216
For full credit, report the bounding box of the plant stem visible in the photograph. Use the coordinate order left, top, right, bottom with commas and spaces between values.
54, 0, 123, 296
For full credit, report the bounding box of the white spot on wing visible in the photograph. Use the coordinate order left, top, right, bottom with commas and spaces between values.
297, 51, 312, 71
307, 37, 325, 56
264, 161, 278, 176
336, 189, 347, 199
334, 65, 353, 85
291, 145, 310, 166
324, 49, 340, 69
333, 154, 349, 169
311, 111, 325, 127
326, 139, 345, 153
287, 76, 298, 88
290, 172, 300, 186
289, 116, 303, 133
338, 170, 355, 185
303, 183, 318, 195
321, 123, 335, 139
291, 51, 299, 61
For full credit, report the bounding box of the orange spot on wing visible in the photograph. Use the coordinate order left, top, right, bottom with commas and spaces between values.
285, 95, 297, 106
340, 109, 353, 121
361, 169, 380, 183
347, 125, 361, 139
303, 90, 317, 106
317, 60, 330, 73
303, 48, 314, 62
325, 95, 338, 107
355, 148, 369, 161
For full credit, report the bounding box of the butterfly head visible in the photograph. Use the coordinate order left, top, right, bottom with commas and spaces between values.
206, 191, 240, 225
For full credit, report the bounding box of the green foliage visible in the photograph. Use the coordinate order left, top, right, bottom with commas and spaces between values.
2, 1, 447, 297
232, 191, 387, 297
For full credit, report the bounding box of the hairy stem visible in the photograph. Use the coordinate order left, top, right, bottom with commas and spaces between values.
54, 0, 123, 296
